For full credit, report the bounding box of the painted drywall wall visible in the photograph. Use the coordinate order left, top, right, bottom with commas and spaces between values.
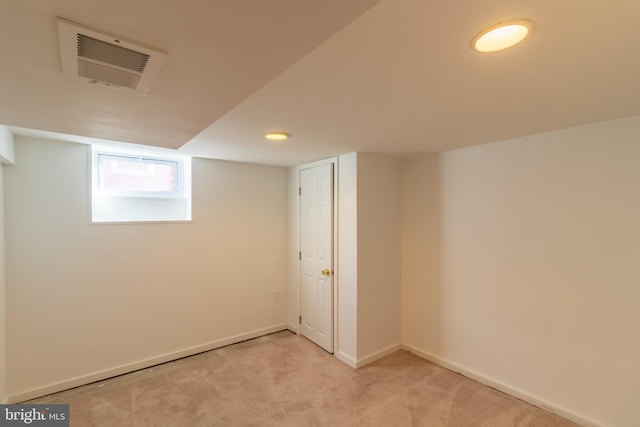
334, 152, 402, 366
5, 136, 288, 400
401, 115, 640, 427
0, 127, 12, 403
0, 125, 15, 164
356, 153, 401, 361
0, 164, 7, 403
336, 153, 358, 364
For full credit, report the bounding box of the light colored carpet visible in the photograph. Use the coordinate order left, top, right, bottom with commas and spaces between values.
29, 331, 582, 426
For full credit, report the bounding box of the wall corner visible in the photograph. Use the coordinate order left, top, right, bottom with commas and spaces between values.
0, 126, 15, 165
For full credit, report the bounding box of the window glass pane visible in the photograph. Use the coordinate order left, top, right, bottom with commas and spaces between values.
98, 154, 177, 192
91, 148, 191, 223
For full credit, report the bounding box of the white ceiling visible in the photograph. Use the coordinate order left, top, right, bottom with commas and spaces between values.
2, 0, 640, 167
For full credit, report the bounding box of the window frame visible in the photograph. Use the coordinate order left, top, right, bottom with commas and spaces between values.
93, 151, 184, 199
90, 146, 192, 224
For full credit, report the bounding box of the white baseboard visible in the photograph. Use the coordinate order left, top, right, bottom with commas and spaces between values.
9, 324, 288, 403
402, 344, 602, 427
9, 331, 600, 427
287, 323, 299, 334
356, 343, 402, 368
334, 344, 402, 369
333, 344, 402, 369
334, 351, 357, 368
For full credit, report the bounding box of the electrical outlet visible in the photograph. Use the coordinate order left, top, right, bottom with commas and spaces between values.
273, 291, 281, 302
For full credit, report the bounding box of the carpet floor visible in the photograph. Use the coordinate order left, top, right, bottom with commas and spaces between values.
29, 331, 583, 426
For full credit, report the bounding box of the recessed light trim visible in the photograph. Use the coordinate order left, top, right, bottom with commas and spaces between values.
265, 132, 289, 141
471, 20, 534, 53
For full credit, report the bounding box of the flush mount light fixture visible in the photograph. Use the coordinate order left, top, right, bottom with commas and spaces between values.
265, 132, 289, 141
471, 20, 534, 53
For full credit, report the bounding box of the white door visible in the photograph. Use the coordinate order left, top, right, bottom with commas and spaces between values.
300, 163, 334, 353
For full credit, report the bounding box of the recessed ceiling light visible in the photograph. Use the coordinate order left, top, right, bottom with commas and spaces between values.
265, 132, 289, 141
471, 20, 534, 53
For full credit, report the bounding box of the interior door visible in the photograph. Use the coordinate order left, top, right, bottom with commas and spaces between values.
300, 163, 334, 353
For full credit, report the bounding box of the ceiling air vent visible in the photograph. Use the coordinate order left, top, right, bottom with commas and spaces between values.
57, 18, 167, 94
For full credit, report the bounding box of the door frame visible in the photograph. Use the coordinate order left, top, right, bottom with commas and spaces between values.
291, 156, 339, 354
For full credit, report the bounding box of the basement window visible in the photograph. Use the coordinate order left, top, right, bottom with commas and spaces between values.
91, 148, 191, 223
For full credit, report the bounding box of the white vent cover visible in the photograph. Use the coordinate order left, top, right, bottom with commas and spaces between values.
57, 18, 167, 94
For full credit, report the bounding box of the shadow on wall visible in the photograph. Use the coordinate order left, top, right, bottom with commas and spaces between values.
401, 153, 444, 355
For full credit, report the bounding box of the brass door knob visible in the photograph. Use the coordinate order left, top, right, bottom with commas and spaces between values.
321, 268, 333, 277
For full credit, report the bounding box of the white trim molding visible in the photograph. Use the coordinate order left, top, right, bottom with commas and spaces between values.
402, 344, 603, 427
356, 344, 402, 368
9, 324, 288, 403
334, 351, 357, 368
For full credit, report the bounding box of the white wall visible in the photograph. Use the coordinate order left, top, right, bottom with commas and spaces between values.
0, 126, 13, 404
0, 163, 7, 404
356, 153, 401, 361
0, 125, 15, 164
336, 153, 358, 364
401, 115, 640, 427
5, 136, 288, 401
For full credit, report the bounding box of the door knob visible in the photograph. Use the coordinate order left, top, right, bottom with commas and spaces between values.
321, 268, 333, 277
